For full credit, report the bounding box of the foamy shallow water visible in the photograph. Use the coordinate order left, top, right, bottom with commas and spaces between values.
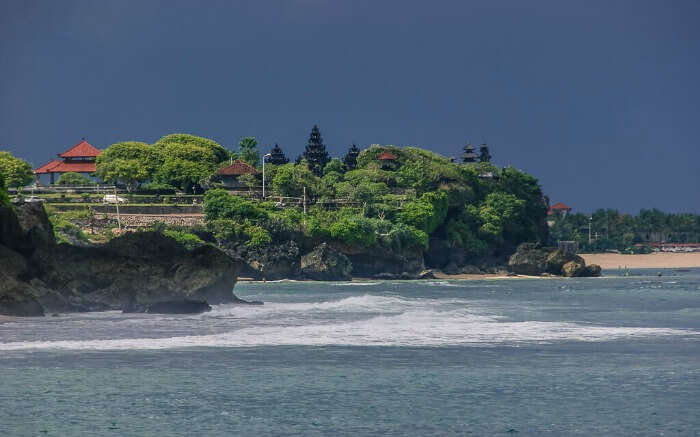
2, 273, 700, 436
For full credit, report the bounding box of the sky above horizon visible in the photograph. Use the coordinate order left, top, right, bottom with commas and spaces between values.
1, 0, 699, 213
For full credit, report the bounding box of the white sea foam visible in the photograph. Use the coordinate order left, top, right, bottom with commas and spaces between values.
0, 303, 692, 351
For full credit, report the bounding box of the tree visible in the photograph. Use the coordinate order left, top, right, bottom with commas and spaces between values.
57, 172, 92, 185
398, 191, 449, 234
343, 144, 360, 171
323, 158, 343, 175
0, 151, 33, 188
238, 172, 257, 193
267, 143, 289, 165
0, 173, 10, 207
303, 125, 330, 176
150, 135, 225, 193
95, 142, 151, 191
479, 144, 491, 163
154, 159, 211, 193
271, 162, 320, 198
154, 133, 228, 163
238, 137, 260, 167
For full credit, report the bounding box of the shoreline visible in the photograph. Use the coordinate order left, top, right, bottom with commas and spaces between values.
580, 252, 700, 270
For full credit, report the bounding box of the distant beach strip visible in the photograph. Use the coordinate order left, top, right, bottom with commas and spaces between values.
581, 253, 700, 270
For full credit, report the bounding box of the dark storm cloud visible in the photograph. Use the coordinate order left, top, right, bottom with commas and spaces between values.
1, 0, 698, 212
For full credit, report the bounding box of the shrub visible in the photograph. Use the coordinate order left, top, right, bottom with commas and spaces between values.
163, 230, 207, 250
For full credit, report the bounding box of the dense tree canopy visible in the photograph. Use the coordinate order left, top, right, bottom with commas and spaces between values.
57, 172, 93, 185
95, 141, 151, 191
0, 151, 34, 188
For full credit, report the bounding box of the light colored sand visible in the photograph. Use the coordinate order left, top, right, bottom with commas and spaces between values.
581, 252, 700, 269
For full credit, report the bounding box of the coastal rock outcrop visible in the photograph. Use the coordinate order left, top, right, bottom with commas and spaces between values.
508, 243, 602, 277
301, 243, 352, 281
507, 243, 550, 275
0, 203, 247, 316
344, 248, 425, 279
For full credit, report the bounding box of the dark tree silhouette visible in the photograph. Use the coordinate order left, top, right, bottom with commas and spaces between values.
268, 143, 289, 165
479, 144, 491, 163
343, 144, 360, 171
303, 125, 330, 176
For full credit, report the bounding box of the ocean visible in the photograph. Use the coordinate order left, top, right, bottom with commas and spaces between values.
1, 270, 699, 436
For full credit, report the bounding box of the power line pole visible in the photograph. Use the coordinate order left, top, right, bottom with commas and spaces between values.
114, 186, 122, 232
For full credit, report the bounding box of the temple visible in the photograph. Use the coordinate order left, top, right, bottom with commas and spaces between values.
34, 140, 101, 184
462, 142, 478, 163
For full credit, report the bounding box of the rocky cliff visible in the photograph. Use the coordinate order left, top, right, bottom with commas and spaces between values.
0, 203, 247, 317
508, 243, 602, 277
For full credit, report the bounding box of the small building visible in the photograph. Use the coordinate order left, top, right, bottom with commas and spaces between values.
377, 150, 399, 170
34, 140, 101, 184
216, 160, 259, 188
548, 202, 572, 217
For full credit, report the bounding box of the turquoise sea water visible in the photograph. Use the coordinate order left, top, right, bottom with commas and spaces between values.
1, 270, 699, 436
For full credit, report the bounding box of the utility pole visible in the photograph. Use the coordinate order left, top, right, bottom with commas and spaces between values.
114, 186, 122, 232
588, 216, 592, 245
303, 186, 307, 225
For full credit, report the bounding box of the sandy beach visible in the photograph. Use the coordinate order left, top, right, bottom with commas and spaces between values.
581, 252, 700, 270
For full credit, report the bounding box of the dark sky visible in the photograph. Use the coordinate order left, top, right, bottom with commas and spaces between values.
1, 0, 699, 213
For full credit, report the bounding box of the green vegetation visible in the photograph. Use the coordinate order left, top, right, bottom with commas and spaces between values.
96, 134, 229, 193
0, 151, 33, 188
203, 144, 548, 257
0, 173, 11, 207
44, 205, 90, 245
550, 209, 700, 252
163, 230, 207, 250
57, 172, 93, 185
237, 137, 261, 167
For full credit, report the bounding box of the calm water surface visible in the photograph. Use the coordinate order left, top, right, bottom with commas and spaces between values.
1, 270, 699, 436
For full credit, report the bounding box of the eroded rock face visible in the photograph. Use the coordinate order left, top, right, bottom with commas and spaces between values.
0, 204, 245, 316
345, 248, 425, 279
301, 243, 352, 281
582, 264, 602, 277
508, 243, 552, 275
508, 243, 601, 277
562, 259, 586, 277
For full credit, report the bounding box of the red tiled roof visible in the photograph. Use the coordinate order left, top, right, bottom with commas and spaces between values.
58, 140, 101, 158
34, 160, 63, 174
378, 151, 397, 160
550, 202, 571, 210
36, 161, 97, 174
216, 160, 259, 176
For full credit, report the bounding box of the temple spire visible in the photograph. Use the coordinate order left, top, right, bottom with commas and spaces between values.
479, 143, 491, 163
267, 143, 289, 165
303, 125, 330, 176
461, 141, 478, 163
343, 144, 360, 171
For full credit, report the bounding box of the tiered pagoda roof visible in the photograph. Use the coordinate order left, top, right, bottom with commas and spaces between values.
34, 140, 101, 175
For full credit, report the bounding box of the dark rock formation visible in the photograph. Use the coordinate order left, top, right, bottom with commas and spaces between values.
344, 248, 425, 279
582, 264, 602, 277
245, 241, 301, 280
301, 243, 352, 281
508, 243, 601, 277
146, 300, 212, 314
508, 243, 550, 275
0, 203, 247, 316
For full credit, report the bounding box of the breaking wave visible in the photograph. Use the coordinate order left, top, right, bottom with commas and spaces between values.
0, 294, 693, 351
